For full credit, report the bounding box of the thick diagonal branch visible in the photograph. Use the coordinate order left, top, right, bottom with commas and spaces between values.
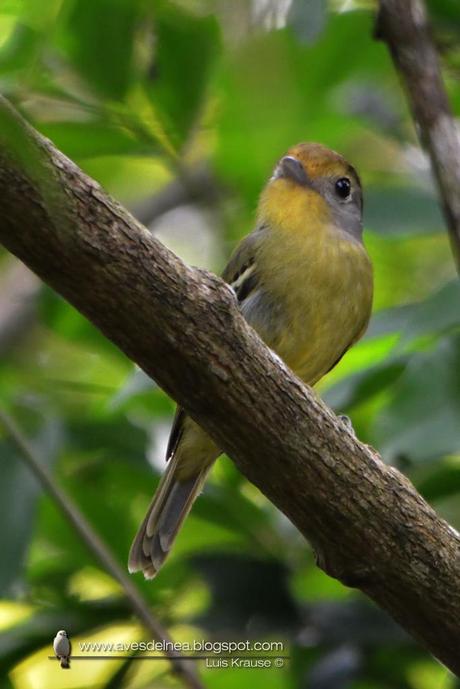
0, 96, 459, 675
376, 0, 460, 271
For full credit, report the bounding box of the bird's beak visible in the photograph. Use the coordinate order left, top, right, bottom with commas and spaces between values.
278, 156, 309, 186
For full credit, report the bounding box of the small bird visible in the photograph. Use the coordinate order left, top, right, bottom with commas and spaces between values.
129, 142, 373, 579
53, 629, 71, 668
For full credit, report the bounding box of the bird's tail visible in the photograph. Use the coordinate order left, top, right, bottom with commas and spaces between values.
60, 657, 70, 669
128, 453, 211, 579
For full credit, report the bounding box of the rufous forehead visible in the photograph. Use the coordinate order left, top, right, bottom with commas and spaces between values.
285, 142, 360, 185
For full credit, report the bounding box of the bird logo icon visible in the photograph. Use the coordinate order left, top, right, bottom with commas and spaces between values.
53, 630, 71, 669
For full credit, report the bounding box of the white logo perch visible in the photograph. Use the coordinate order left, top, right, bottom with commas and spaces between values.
53, 630, 71, 669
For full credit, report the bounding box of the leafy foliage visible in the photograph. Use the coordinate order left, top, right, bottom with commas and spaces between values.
0, 1, 459, 689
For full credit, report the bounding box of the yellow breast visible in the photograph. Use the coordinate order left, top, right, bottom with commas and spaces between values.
257, 185, 373, 385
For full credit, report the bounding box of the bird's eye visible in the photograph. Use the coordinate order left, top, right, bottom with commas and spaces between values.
335, 177, 351, 199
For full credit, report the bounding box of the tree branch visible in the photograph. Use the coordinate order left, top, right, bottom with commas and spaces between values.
131, 165, 222, 227
376, 0, 460, 272
0, 408, 204, 689
0, 94, 460, 675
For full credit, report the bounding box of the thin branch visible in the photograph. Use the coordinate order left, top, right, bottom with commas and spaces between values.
132, 165, 222, 227
0, 408, 204, 689
376, 0, 460, 272
1, 94, 460, 675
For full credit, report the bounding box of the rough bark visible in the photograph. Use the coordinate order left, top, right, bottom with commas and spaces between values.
0, 96, 460, 675
376, 0, 460, 272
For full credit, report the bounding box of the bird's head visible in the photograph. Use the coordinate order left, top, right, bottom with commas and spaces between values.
56, 630, 68, 637
259, 142, 363, 241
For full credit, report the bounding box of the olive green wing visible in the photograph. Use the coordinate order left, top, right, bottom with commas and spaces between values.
165, 230, 265, 462
221, 230, 262, 302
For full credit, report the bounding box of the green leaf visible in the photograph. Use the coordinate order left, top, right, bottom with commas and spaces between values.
215, 10, 392, 204
192, 554, 300, 633
366, 304, 417, 340
0, 417, 62, 594
39, 287, 127, 361
0, 22, 41, 73
417, 461, 460, 502
59, 0, 142, 100
323, 358, 407, 412
33, 453, 152, 576
426, 0, 460, 30
147, 2, 220, 151
104, 654, 137, 688
374, 335, 460, 463
0, 440, 40, 594
365, 231, 454, 311
366, 281, 460, 346
67, 414, 148, 466
399, 280, 460, 344
365, 185, 444, 236
39, 121, 150, 159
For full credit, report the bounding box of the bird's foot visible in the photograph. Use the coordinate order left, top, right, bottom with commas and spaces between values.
338, 414, 356, 437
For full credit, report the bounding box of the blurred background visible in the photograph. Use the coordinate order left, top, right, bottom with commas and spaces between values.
0, 0, 460, 687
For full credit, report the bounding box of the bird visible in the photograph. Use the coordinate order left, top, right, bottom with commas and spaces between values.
53, 629, 71, 669
128, 142, 373, 579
